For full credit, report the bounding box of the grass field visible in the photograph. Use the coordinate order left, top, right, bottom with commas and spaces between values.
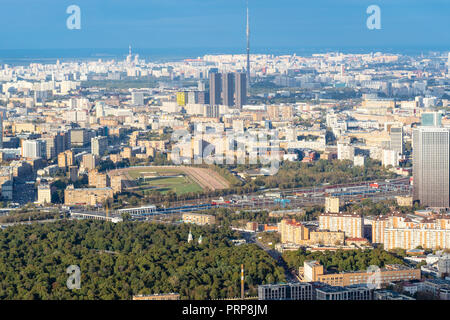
125, 167, 203, 195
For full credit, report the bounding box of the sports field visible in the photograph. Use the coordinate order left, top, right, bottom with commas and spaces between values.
110, 166, 230, 195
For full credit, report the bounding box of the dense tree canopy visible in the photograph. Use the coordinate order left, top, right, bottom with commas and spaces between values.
0, 220, 285, 300
257, 159, 396, 190
283, 248, 405, 273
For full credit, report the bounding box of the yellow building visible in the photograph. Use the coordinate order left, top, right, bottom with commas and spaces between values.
396, 196, 413, 207
176, 92, 187, 106
372, 213, 450, 250
325, 197, 340, 213
110, 153, 122, 163
309, 230, 345, 246
88, 169, 110, 188
279, 219, 345, 246
121, 147, 133, 159
280, 219, 310, 244
182, 213, 215, 225
64, 185, 113, 206
57, 150, 74, 169
37, 184, 52, 204
319, 213, 364, 239
266, 105, 293, 121
301, 261, 420, 287
110, 175, 125, 194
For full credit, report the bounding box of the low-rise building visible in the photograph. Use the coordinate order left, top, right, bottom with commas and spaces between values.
64, 185, 113, 206
300, 260, 421, 287
314, 283, 373, 300
37, 184, 52, 204
182, 213, 216, 225
373, 290, 415, 300
258, 283, 313, 300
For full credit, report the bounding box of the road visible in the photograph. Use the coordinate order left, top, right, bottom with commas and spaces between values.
241, 231, 299, 283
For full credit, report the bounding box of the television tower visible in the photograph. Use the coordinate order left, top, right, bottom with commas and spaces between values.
246, 0, 250, 91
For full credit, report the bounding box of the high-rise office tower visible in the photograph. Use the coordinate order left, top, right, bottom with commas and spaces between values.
413, 127, 450, 208
221, 73, 235, 107
389, 126, 404, 155
234, 72, 247, 109
209, 72, 222, 106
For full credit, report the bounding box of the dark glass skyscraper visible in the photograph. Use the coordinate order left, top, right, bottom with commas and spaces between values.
209, 72, 222, 106
221, 73, 235, 107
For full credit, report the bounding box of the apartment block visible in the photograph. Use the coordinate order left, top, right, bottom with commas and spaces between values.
372, 213, 450, 250
64, 185, 113, 206
319, 213, 364, 239
279, 219, 345, 246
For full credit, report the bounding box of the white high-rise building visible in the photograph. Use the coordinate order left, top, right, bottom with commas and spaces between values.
22, 140, 46, 159
413, 127, 450, 208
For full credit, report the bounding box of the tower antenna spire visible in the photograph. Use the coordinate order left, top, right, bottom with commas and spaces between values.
246, 0, 250, 91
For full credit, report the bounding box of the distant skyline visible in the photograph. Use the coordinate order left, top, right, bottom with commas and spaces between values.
0, 0, 448, 56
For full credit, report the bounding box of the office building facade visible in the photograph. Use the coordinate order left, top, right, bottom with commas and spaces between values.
413, 127, 450, 208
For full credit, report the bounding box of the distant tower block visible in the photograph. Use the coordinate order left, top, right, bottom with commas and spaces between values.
325, 197, 340, 213
198, 235, 203, 245
188, 229, 193, 243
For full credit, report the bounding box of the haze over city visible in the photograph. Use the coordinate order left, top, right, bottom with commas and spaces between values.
0, 0, 449, 312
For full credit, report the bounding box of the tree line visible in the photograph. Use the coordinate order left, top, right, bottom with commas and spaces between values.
0, 220, 285, 300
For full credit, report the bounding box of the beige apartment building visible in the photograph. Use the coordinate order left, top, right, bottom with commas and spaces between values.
372, 213, 450, 250
64, 185, 113, 206
37, 184, 52, 204
279, 219, 345, 246
88, 169, 110, 188
182, 213, 216, 225
267, 105, 294, 121
325, 197, 340, 213
57, 150, 74, 168
319, 213, 364, 239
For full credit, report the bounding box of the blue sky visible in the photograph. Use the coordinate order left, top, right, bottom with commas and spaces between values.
0, 0, 448, 53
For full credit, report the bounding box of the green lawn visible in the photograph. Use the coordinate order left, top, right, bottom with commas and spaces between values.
125, 167, 203, 195
139, 175, 203, 195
